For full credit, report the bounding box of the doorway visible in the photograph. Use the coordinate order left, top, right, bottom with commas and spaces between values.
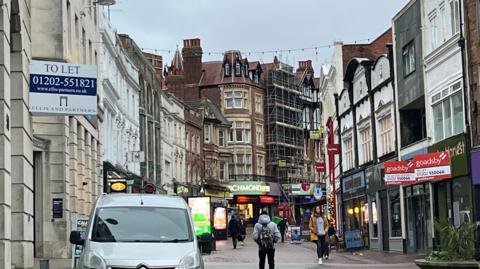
405, 184, 432, 254
380, 190, 389, 251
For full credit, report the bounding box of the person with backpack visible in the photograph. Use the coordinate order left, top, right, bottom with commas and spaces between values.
308, 206, 329, 265
253, 211, 281, 269
229, 214, 241, 249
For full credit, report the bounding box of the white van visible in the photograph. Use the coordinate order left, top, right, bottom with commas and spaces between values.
70, 194, 204, 269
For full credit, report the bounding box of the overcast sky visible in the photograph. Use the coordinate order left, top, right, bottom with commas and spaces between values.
108, 0, 409, 73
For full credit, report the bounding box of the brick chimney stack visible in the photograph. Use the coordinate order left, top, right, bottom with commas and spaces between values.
296, 60, 314, 76
182, 38, 203, 85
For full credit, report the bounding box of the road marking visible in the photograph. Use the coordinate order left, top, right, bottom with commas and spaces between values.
206, 262, 415, 267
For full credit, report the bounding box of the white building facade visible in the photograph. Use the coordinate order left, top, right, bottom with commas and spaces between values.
99, 14, 141, 180
159, 92, 186, 192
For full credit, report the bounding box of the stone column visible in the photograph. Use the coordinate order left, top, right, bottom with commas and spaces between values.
76, 125, 85, 215
10, 0, 33, 267
84, 132, 92, 214
0, 1, 12, 268
68, 117, 78, 216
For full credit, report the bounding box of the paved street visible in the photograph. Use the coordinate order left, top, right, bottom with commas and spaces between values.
205, 233, 421, 269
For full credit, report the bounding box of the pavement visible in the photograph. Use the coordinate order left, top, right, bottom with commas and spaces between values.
204, 233, 422, 269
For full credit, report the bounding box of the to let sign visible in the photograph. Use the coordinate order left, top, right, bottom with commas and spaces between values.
384, 161, 415, 185
29, 60, 97, 116
413, 151, 451, 182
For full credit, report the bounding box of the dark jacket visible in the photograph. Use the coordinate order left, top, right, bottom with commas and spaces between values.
228, 218, 240, 235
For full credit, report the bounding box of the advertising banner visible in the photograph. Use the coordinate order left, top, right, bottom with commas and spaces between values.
289, 183, 316, 196
188, 197, 212, 236
29, 60, 97, 115
384, 160, 415, 185
413, 151, 451, 182
71, 216, 89, 267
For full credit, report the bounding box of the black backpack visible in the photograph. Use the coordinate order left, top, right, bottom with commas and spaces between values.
258, 223, 275, 250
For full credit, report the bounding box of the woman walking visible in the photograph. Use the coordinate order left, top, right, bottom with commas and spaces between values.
308, 206, 329, 265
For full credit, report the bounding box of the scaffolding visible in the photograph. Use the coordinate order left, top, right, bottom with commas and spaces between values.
266, 62, 304, 184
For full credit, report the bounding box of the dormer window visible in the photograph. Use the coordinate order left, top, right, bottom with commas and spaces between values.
224, 63, 231, 76
235, 61, 242, 76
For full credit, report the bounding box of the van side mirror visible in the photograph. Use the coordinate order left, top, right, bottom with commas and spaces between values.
70, 231, 85, 246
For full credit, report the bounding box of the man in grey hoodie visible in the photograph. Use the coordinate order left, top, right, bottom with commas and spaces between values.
253, 211, 281, 269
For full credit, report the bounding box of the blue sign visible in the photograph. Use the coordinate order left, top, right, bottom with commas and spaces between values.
314, 187, 322, 200
342, 171, 365, 193
344, 229, 363, 249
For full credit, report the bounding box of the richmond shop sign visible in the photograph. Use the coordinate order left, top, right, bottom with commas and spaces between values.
384, 151, 451, 185
227, 181, 271, 195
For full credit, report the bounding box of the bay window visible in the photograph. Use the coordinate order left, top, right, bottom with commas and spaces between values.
231, 121, 251, 143
225, 91, 248, 109
432, 81, 464, 142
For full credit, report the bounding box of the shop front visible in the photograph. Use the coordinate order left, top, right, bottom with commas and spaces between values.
227, 181, 282, 223
341, 170, 369, 249
367, 162, 404, 253
472, 149, 480, 224
284, 183, 326, 228
429, 134, 472, 237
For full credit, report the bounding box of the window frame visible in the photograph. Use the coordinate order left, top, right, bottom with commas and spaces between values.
402, 41, 416, 77
431, 81, 464, 142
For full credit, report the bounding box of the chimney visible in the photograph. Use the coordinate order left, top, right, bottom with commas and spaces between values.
297, 60, 314, 74
143, 52, 163, 82
182, 38, 203, 84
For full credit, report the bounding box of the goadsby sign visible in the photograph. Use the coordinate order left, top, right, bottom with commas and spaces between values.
227, 181, 270, 195
384, 160, 415, 185
413, 151, 451, 181
29, 60, 97, 116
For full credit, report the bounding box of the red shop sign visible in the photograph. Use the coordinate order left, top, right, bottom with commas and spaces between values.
259, 196, 276, 204
327, 144, 340, 155
236, 196, 258, 204
384, 160, 415, 185
316, 162, 326, 172
413, 151, 451, 182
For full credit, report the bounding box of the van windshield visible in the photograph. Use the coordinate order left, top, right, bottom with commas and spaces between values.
91, 207, 193, 243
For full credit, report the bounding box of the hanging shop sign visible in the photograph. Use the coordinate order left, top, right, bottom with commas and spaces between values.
29, 60, 97, 115
313, 187, 323, 200
110, 181, 127, 193
188, 197, 212, 236
316, 162, 326, 172
413, 151, 451, 182
384, 160, 415, 185
278, 160, 287, 167
428, 134, 467, 177
228, 181, 270, 195
309, 130, 322, 140
143, 183, 156, 194
327, 144, 340, 155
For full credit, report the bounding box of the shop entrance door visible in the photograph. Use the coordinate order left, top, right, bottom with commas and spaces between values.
413, 196, 427, 252
380, 191, 389, 251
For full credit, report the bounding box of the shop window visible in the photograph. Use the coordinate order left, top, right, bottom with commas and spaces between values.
371, 196, 379, 238
453, 177, 472, 226
389, 189, 402, 237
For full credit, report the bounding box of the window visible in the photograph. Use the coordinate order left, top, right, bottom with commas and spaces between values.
402, 42, 416, 76
165, 160, 171, 178
256, 124, 263, 146
219, 130, 225, 147
432, 82, 464, 141
236, 154, 245, 174
360, 128, 372, 163
257, 155, 265, 175
204, 125, 211, 143
228, 129, 234, 143
186, 133, 190, 151
235, 61, 242, 76
389, 189, 402, 237
255, 94, 263, 113
232, 121, 251, 143
245, 154, 252, 174
224, 63, 231, 76
344, 138, 353, 170
371, 196, 379, 238
379, 115, 393, 156
429, 12, 439, 51
450, 0, 460, 35
220, 162, 225, 181
228, 163, 235, 179
225, 91, 248, 109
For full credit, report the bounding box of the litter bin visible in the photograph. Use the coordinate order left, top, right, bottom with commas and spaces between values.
199, 233, 212, 254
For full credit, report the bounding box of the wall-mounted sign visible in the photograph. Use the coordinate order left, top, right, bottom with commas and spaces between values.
313, 187, 323, 200
309, 130, 322, 140
143, 183, 156, 194
228, 181, 270, 195
110, 181, 127, 192
259, 196, 276, 204
413, 151, 451, 182
52, 198, 63, 219
384, 160, 415, 185
289, 183, 316, 196
188, 197, 212, 236
236, 196, 258, 204
29, 60, 97, 115
278, 160, 287, 168
343, 171, 365, 193
316, 162, 326, 172
327, 144, 340, 155
428, 134, 467, 177
127, 151, 145, 163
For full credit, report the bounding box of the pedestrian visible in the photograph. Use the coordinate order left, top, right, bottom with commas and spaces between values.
325, 221, 336, 260
228, 214, 240, 249
253, 211, 281, 269
278, 217, 288, 243
308, 206, 329, 265
238, 216, 247, 246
